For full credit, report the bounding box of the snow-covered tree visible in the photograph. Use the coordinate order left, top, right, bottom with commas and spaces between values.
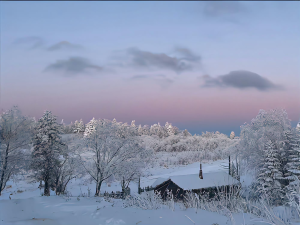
239, 109, 292, 172
52, 156, 79, 195
115, 148, 152, 192
0, 106, 34, 195
296, 122, 300, 132
62, 122, 75, 134
284, 129, 300, 182
31, 111, 66, 196
165, 122, 179, 136
131, 120, 136, 128
78, 119, 146, 196
84, 118, 97, 137
74, 119, 85, 134
256, 140, 284, 205
230, 131, 235, 139
182, 129, 191, 137
137, 124, 143, 136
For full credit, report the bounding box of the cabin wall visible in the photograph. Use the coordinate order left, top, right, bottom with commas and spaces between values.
154, 180, 184, 200
192, 185, 240, 199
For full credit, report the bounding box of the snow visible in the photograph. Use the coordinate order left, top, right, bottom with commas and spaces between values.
0, 159, 297, 225
151, 177, 170, 188
142, 159, 229, 188
0, 196, 238, 225
152, 172, 240, 190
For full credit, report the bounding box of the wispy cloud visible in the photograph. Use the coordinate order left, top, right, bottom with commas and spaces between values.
124, 47, 201, 73
13, 36, 45, 50
203, 2, 247, 18
201, 70, 282, 91
47, 41, 83, 51
44, 57, 102, 75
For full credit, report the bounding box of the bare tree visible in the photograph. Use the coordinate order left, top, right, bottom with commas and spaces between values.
0, 106, 33, 195
77, 119, 146, 196
115, 146, 152, 192
52, 157, 79, 195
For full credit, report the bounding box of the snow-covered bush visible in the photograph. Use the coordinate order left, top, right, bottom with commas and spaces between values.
124, 191, 164, 210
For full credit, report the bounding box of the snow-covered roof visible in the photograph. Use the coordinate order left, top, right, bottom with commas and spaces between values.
152, 172, 240, 190
151, 177, 170, 188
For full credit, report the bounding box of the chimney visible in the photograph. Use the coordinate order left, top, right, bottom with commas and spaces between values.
199, 163, 203, 179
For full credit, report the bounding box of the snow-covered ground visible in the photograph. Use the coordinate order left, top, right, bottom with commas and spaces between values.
1, 195, 260, 225
0, 159, 295, 225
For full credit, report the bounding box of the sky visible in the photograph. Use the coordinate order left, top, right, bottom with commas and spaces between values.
1, 1, 300, 136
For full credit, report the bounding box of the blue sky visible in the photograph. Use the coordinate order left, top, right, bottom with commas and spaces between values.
1, 1, 300, 136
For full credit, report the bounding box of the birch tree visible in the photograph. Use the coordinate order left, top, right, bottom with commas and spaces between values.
0, 106, 34, 195
78, 118, 146, 196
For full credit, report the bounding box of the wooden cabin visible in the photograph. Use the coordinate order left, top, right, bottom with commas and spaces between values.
152, 164, 240, 200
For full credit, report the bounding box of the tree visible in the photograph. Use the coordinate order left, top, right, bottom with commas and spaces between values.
31, 111, 66, 196
284, 129, 300, 182
230, 131, 235, 139
52, 157, 79, 195
296, 122, 300, 132
74, 119, 85, 134
239, 109, 292, 173
182, 129, 191, 137
0, 106, 34, 195
84, 118, 97, 137
78, 118, 146, 196
256, 140, 284, 205
165, 122, 179, 136
115, 145, 152, 192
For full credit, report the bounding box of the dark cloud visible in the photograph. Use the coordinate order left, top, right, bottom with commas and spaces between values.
47, 41, 82, 51
201, 70, 282, 91
44, 57, 102, 75
126, 47, 201, 73
173, 47, 201, 62
203, 2, 247, 18
13, 36, 45, 49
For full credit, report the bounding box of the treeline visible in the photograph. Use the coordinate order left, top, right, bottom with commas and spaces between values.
61, 117, 238, 154
0, 107, 151, 196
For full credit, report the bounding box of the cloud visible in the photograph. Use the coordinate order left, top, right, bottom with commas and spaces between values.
203, 2, 247, 18
13, 36, 45, 50
44, 57, 102, 75
201, 70, 282, 91
47, 41, 82, 51
126, 47, 201, 73
173, 47, 201, 62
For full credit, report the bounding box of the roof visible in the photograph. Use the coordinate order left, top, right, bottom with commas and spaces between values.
151, 177, 170, 188
152, 172, 240, 190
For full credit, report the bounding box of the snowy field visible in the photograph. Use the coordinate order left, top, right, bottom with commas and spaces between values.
1, 196, 261, 225
0, 159, 296, 225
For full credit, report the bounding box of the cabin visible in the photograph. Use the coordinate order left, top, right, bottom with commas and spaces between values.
152, 164, 240, 200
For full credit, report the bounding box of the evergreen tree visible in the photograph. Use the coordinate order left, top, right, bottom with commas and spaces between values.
84, 118, 97, 137
73, 120, 79, 133
74, 119, 85, 134
284, 129, 300, 182
138, 124, 143, 136
230, 131, 235, 139
257, 140, 284, 205
31, 111, 66, 196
